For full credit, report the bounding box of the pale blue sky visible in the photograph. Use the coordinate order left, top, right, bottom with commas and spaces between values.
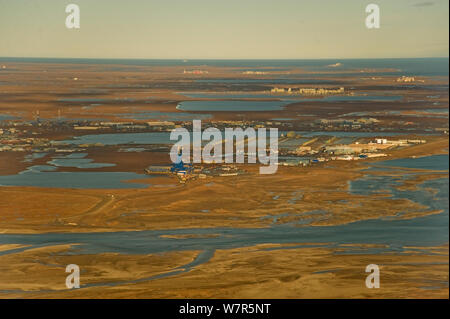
0, 0, 448, 59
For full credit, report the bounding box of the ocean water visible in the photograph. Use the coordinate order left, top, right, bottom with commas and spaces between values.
1, 57, 447, 76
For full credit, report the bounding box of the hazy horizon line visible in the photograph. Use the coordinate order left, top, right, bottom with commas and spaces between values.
0, 56, 449, 61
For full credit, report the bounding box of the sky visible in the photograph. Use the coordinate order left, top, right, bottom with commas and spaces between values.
0, 0, 448, 59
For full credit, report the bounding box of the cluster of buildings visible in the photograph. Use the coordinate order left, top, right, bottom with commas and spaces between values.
278, 157, 311, 167
242, 71, 267, 75
374, 138, 426, 145
293, 146, 317, 156
184, 120, 293, 132
270, 87, 345, 95
327, 63, 343, 68
276, 135, 429, 166
396, 76, 424, 83
145, 150, 244, 183
0, 130, 49, 152
74, 121, 177, 131
183, 69, 209, 74
315, 118, 380, 130
324, 138, 426, 156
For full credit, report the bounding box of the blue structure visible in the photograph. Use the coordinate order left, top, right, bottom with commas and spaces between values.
171, 149, 193, 173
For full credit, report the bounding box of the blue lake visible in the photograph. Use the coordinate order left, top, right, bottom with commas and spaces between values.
375, 154, 449, 170
0, 114, 19, 122
0, 165, 149, 189
60, 132, 174, 145
118, 111, 211, 121
177, 100, 289, 111
296, 95, 402, 102
281, 131, 419, 137
58, 131, 428, 147
58, 98, 135, 103
47, 153, 116, 169
180, 92, 403, 103
195, 78, 337, 85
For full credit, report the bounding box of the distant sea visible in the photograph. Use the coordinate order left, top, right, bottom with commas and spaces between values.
0, 57, 448, 76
